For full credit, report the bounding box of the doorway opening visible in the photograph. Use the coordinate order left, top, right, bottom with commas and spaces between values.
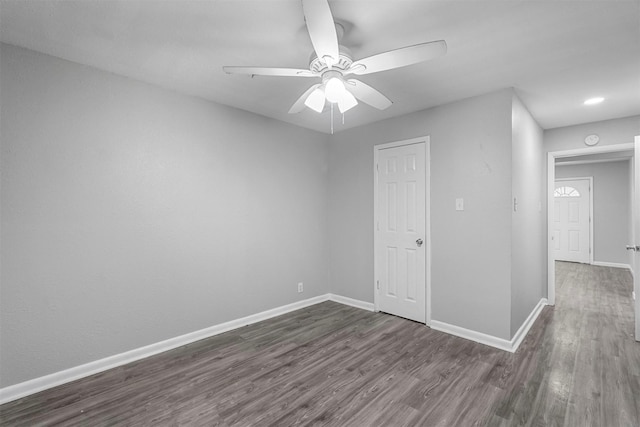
547, 142, 636, 338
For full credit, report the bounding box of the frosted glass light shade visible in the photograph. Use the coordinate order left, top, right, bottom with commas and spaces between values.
325, 77, 345, 103
338, 90, 358, 113
304, 87, 325, 113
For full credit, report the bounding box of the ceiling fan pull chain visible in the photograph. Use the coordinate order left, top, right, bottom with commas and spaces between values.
331, 103, 334, 134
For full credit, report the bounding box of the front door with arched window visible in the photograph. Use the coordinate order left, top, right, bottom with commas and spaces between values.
553, 178, 591, 263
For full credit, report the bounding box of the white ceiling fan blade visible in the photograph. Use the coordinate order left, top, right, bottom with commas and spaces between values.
346, 79, 392, 110
302, 0, 339, 67
289, 84, 322, 114
349, 40, 447, 75
223, 66, 315, 78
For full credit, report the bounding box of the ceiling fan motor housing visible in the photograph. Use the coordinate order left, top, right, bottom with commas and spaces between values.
309, 45, 353, 74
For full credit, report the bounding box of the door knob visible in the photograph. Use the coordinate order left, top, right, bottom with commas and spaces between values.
626, 245, 640, 251
416, 238, 424, 247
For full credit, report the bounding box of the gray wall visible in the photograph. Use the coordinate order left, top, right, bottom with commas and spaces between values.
328, 89, 514, 340
556, 161, 631, 265
510, 95, 545, 337
0, 44, 330, 387
544, 116, 640, 152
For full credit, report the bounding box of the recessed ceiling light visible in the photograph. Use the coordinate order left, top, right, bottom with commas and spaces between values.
584, 97, 604, 105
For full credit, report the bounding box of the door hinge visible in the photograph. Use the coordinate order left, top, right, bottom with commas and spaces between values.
376, 280, 380, 290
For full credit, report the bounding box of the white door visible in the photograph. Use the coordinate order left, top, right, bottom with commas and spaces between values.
375, 141, 427, 323
553, 178, 591, 263
633, 136, 640, 341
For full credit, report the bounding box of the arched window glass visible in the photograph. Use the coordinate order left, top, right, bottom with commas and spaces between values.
554, 186, 580, 197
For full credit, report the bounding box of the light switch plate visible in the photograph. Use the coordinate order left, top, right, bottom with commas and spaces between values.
455, 198, 464, 211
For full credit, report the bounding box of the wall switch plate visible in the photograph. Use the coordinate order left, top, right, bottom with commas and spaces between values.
297, 282, 303, 293
455, 198, 464, 211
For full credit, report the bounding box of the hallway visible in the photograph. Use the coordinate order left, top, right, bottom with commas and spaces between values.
534, 261, 639, 426
491, 262, 639, 425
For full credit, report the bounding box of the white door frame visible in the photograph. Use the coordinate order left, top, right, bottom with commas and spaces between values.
553, 176, 594, 264
547, 142, 634, 306
374, 136, 431, 325
634, 136, 639, 342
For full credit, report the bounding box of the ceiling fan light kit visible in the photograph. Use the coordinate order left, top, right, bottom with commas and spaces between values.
223, 0, 447, 125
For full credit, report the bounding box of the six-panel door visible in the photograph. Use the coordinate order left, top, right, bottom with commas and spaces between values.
376, 142, 426, 323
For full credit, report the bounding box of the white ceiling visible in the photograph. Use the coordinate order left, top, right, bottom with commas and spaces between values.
1, 0, 639, 134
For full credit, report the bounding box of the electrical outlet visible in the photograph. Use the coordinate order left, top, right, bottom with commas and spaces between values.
297, 282, 303, 293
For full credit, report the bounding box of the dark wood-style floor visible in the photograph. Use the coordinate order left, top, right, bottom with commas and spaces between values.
1, 262, 638, 426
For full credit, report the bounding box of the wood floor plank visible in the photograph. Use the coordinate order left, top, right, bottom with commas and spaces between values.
1, 262, 638, 426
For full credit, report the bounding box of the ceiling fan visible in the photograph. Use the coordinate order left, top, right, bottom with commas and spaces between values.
223, 0, 447, 115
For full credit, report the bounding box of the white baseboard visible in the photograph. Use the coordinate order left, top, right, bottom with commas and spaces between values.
0, 294, 335, 405
328, 293, 375, 311
510, 298, 548, 352
0, 293, 375, 405
430, 320, 513, 352
430, 298, 548, 353
592, 261, 632, 270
